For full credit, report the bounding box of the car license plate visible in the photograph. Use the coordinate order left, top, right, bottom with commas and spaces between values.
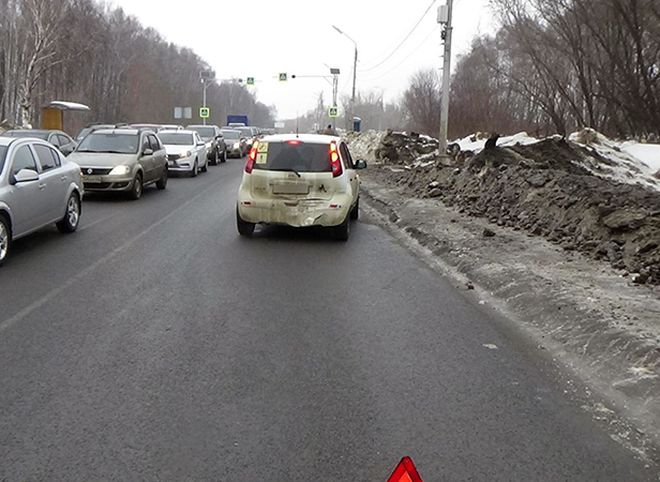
272, 182, 309, 195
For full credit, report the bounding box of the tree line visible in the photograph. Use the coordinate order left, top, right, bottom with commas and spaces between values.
0, 0, 275, 133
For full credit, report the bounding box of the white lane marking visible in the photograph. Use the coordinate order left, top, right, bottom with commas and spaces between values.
482, 343, 499, 350
0, 181, 223, 334
78, 213, 117, 232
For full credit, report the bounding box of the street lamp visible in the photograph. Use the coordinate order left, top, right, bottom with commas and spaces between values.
332, 25, 358, 130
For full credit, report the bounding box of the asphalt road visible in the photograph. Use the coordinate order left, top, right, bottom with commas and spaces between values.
0, 158, 656, 481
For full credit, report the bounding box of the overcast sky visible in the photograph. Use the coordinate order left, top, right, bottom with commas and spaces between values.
110, 0, 497, 120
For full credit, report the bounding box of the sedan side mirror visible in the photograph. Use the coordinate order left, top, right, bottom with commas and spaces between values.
355, 159, 368, 170
142, 148, 154, 156
197, 141, 205, 147
12, 168, 40, 185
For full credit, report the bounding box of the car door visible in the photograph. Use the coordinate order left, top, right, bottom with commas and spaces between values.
6, 144, 45, 236
138, 134, 155, 182
340, 142, 359, 205
33, 143, 68, 223
194, 133, 205, 160
148, 134, 166, 180
57, 133, 75, 156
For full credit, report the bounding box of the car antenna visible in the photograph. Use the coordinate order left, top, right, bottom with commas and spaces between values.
296, 111, 299, 138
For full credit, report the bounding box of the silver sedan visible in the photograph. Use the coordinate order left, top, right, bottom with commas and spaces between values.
0, 136, 84, 265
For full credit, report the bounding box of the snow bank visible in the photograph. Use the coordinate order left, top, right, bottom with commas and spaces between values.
620, 143, 660, 172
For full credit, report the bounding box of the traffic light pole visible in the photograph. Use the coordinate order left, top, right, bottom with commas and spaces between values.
438, 0, 453, 155
202, 79, 208, 126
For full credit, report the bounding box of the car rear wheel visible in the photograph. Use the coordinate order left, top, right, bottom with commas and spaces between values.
236, 208, 255, 237
128, 172, 143, 200
156, 166, 168, 190
56, 193, 81, 233
350, 196, 360, 220
191, 160, 198, 177
0, 216, 11, 266
332, 215, 350, 241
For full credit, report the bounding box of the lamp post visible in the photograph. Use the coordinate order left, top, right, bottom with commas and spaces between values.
332, 25, 358, 131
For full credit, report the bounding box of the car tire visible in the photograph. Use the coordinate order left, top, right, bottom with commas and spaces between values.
221, 150, 227, 163
191, 160, 198, 178
56, 193, 81, 233
128, 172, 143, 200
350, 196, 359, 221
332, 215, 350, 241
201, 159, 208, 173
156, 166, 168, 190
0, 215, 11, 266
236, 208, 255, 237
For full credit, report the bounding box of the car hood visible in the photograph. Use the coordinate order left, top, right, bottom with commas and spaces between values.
164, 145, 194, 155
68, 152, 136, 167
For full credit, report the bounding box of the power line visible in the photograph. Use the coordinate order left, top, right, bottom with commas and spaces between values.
359, 0, 438, 73
361, 25, 440, 83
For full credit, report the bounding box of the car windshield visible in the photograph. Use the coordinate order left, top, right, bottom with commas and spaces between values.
189, 127, 215, 139
77, 132, 139, 154
255, 141, 331, 173
159, 133, 194, 146
0, 145, 7, 173
221, 130, 240, 140
76, 128, 92, 141
237, 128, 252, 137
6, 130, 49, 140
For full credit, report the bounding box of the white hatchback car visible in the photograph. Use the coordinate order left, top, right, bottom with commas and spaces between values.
236, 134, 367, 240
159, 130, 208, 176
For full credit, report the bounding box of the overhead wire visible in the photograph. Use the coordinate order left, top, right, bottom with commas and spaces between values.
358, 0, 438, 73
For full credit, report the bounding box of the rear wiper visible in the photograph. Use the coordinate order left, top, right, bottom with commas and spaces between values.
271, 168, 301, 178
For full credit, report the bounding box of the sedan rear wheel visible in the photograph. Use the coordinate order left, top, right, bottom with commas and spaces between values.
0, 216, 11, 266
56, 193, 81, 233
236, 208, 255, 237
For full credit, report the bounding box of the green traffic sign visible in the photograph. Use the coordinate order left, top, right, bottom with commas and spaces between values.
279, 73, 287, 82
199, 107, 210, 119
328, 106, 339, 118
247, 77, 255, 85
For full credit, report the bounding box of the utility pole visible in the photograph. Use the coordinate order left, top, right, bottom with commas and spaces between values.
200, 70, 214, 126
332, 25, 358, 131
438, 0, 453, 156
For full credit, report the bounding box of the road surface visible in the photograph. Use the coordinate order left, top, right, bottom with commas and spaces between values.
0, 159, 656, 480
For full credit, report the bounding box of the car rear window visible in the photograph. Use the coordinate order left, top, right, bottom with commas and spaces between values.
190, 127, 215, 139
77, 132, 139, 154
159, 133, 194, 146
254, 141, 331, 173
221, 130, 240, 139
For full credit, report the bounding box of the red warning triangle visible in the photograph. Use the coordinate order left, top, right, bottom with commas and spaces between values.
387, 456, 423, 482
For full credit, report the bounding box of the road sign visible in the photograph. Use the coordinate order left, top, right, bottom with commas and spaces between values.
279, 73, 287, 82
174, 107, 182, 119
183, 107, 192, 119
174, 107, 193, 119
247, 77, 255, 85
328, 106, 339, 118
199, 107, 210, 119
387, 457, 423, 482
274, 121, 285, 129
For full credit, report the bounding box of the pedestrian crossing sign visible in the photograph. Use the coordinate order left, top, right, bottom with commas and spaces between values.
199, 107, 210, 119
328, 106, 339, 118
247, 77, 255, 85
279, 73, 287, 82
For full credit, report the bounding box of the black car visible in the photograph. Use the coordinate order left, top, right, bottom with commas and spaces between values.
4, 129, 76, 156
186, 125, 227, 164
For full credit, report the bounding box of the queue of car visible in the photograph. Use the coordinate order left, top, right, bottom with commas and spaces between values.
0, 122, 366, 266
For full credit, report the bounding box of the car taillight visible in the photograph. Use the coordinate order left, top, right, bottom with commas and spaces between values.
246, 141, 258, 173
329, 141, 342, 178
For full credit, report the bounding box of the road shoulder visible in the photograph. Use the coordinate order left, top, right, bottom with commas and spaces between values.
361, 171, 660, 464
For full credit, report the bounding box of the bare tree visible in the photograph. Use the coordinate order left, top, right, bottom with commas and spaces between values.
403, 69, 441, 136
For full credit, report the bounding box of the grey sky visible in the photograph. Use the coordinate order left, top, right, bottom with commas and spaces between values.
110, 0, 497, 120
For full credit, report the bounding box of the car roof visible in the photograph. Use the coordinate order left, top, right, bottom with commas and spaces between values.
92, 128, 141, 135
0, 136, 15, 147
186, 124, 217, 128
159, 129, 196, 135
0, 136, 52, 146
5, 129, 57, 135
261, 133, 340, 144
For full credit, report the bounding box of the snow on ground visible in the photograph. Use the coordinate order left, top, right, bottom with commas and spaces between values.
620, 142, 660, 172
454, 132, 540, 152
569, 129, 660, 191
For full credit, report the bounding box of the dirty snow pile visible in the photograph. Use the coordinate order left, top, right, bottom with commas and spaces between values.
344, 130, 386, 163
361, 129, 660, 285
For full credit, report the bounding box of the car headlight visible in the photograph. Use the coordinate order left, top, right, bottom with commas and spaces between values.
180, 151, 192, 158
233, 142, 240, 149
109, 165, 131, 176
